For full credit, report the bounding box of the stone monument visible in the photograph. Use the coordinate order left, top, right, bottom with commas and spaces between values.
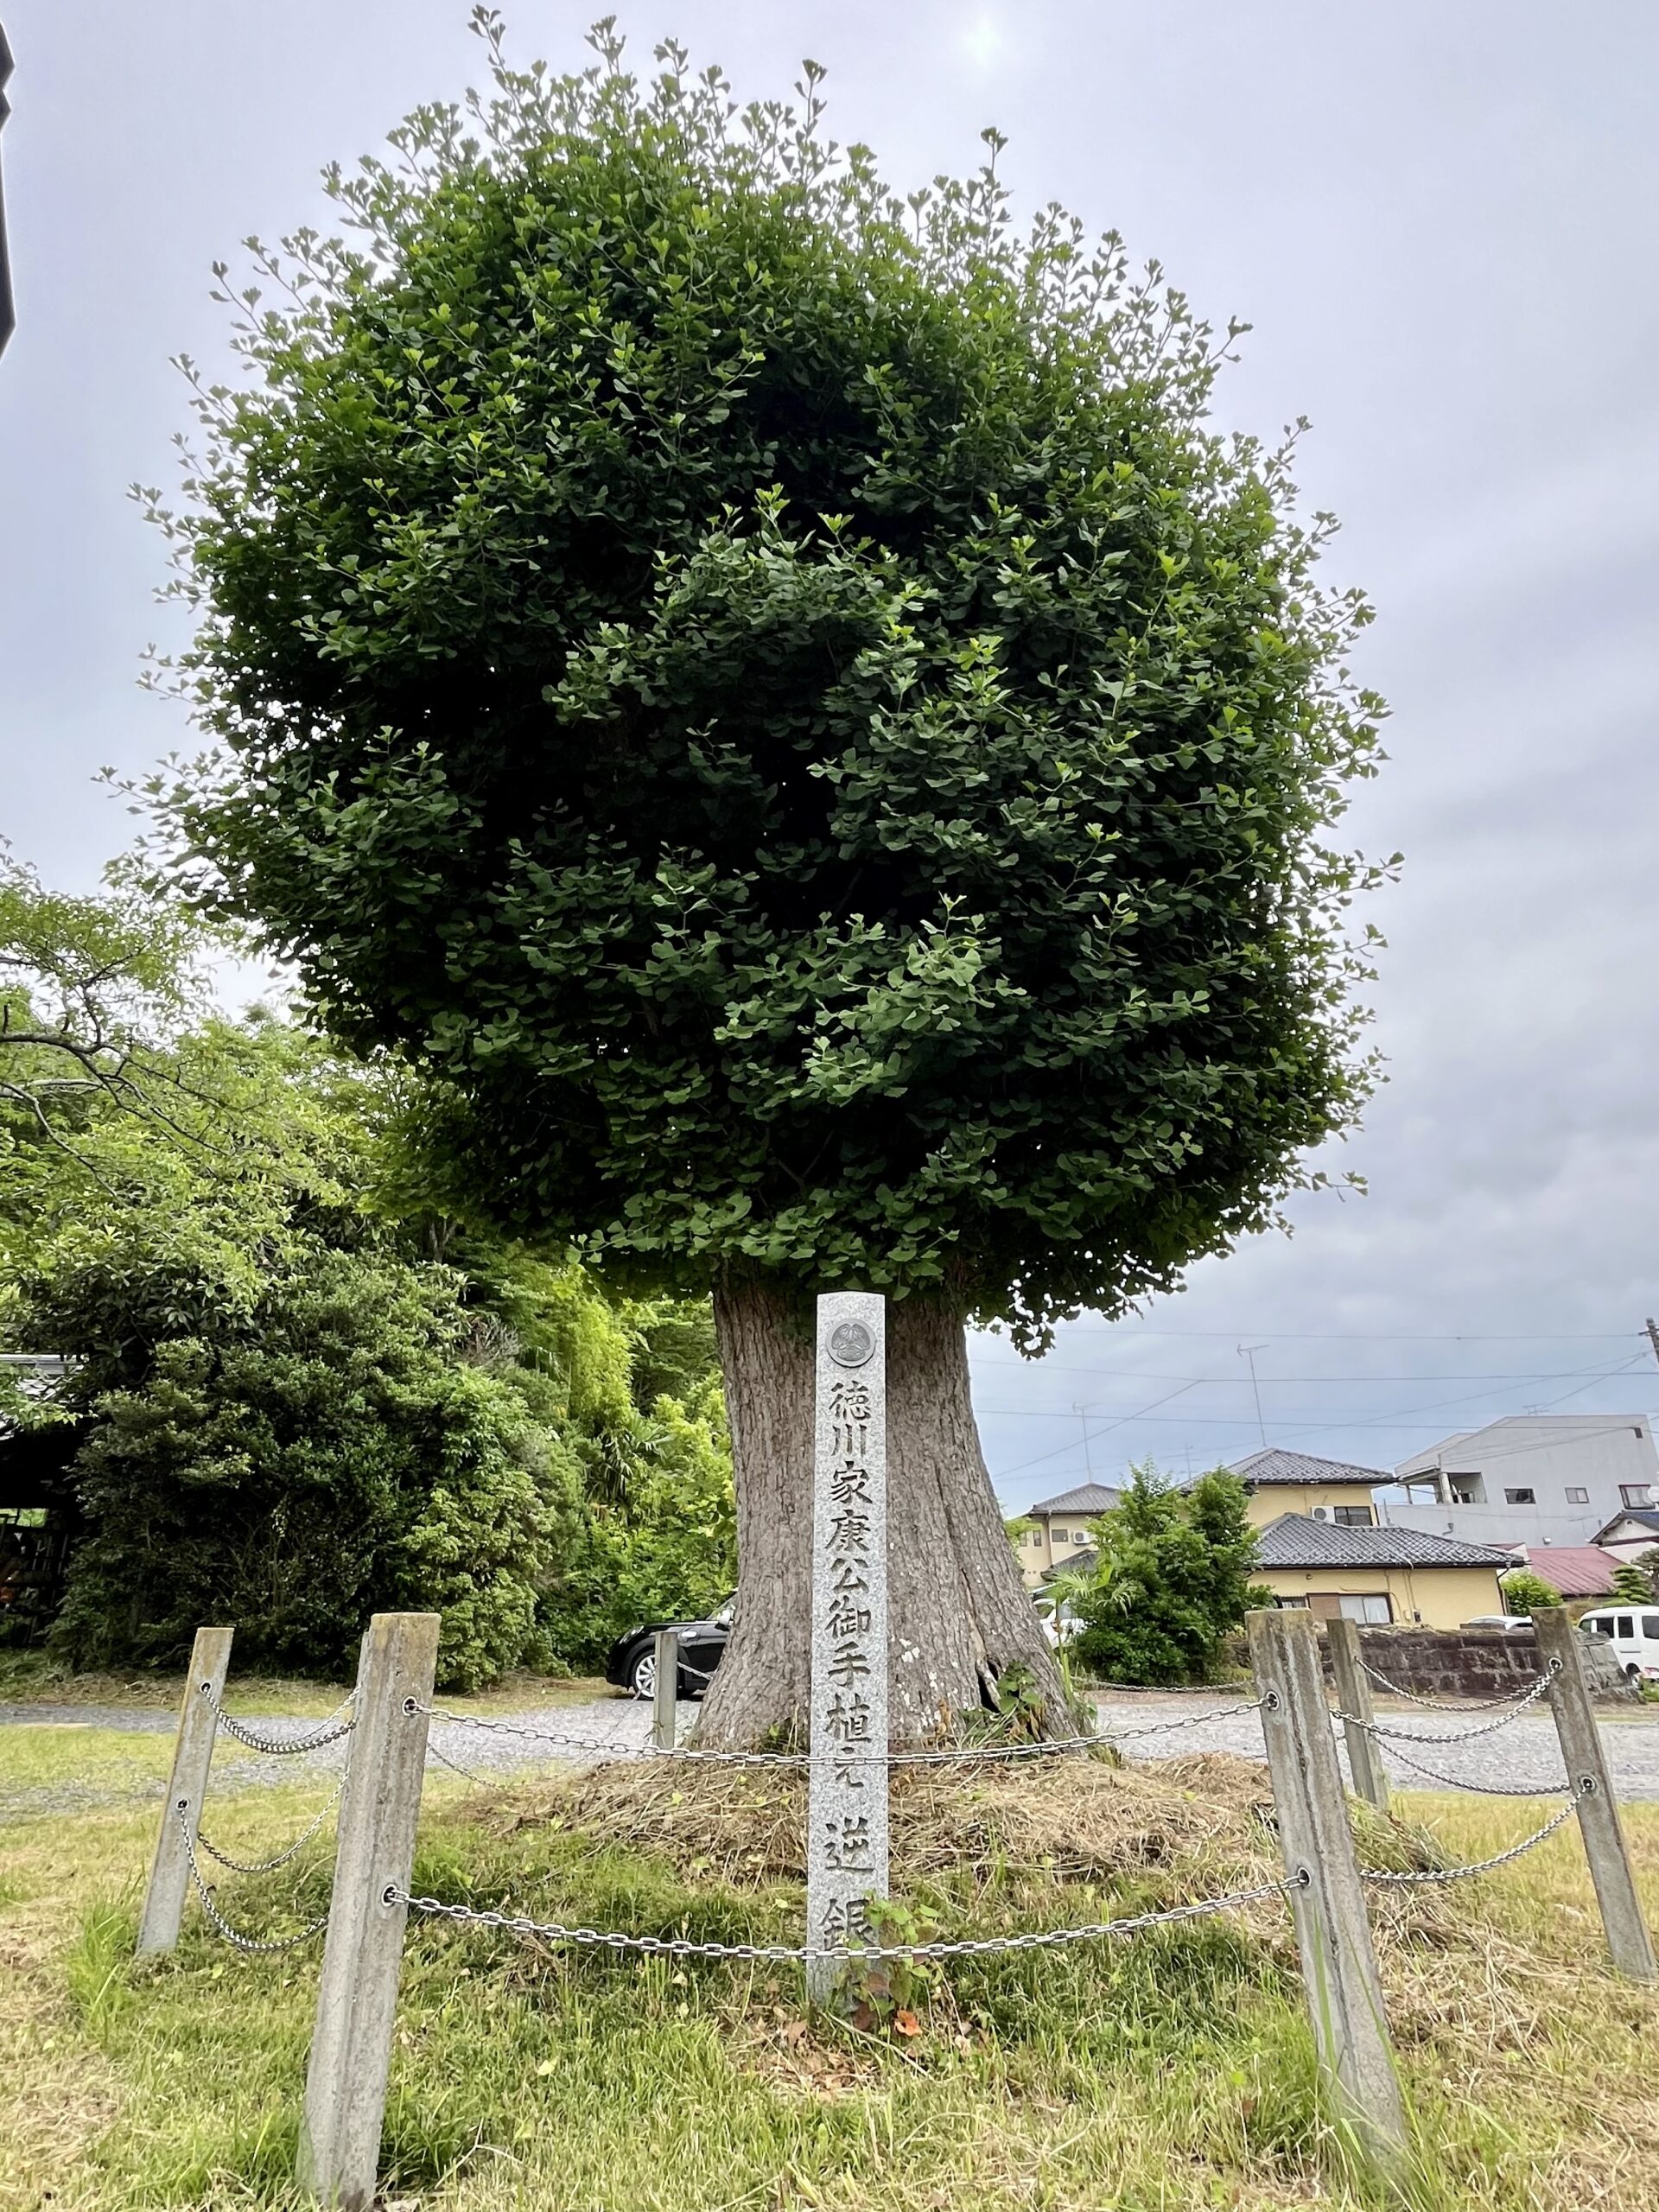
806, 1290, 889, 2003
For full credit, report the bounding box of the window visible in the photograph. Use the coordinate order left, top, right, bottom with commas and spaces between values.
1620, 1485, 1653, 1509
1565, 1487, 1589, 1504
1503, 1488, 1535, 1505
1617, 1617, 1635, 1640
1338, 1593, 1392, 1623
1582, 1616, 1609, 1637
1449, 1474, 1485, 1503
1333, 1505, 1375, 1527
1644, 1617, 1659, 1641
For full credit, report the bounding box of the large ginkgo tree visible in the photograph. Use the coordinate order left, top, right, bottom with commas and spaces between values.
146, 14, 1389, 1743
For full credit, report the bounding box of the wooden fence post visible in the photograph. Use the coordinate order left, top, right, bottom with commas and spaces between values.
137, 1624, 234, 1956
1532, 1606, 1656, 1982
652, 1630, 678, 1751
1326, 1618, 1390, 1813
296, 1613, 440, 2210
1248, 1609, 1408, 2171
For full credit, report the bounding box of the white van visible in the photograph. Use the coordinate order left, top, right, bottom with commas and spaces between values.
1577, 1606, 1659, 1681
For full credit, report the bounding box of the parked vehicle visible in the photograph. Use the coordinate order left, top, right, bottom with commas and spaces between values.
1577, 1606, 1659, 1681
1461, 1614, 1535, 1630
605, 1603, 732, 1700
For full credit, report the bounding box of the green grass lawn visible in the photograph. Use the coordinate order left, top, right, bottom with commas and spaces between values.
2, 1720, 1656, 2212
0, 1651, 609, 1719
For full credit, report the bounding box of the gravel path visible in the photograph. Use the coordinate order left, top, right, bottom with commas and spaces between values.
1082, 1688, 1659, 1801
7, 1687, 1659, 1821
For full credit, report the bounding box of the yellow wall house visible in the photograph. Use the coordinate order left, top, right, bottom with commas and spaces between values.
1229, 1446, 1387, 1531
1014, 1482, 1122, 1588
1255, 1513, 1510, 1629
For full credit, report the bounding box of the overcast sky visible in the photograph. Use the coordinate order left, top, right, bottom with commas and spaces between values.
3, 1, 1657, 1504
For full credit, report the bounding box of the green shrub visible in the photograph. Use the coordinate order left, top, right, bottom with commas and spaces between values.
1497, 1567, 1561, 1618
1068, 1466, 1267, 1686
41, 1242, 582, 1690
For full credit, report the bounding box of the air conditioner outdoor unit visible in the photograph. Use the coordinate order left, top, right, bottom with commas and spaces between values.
1312, 1506, 1330, 1522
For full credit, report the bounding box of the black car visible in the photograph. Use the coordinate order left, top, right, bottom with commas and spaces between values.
605, 1603, 732, 1699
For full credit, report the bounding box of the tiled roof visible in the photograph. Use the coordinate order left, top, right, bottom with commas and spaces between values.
1229, 1447, 1390, 1489
1503, 1546, 1623, 1599
1255, 1514, 1513, 1571
1026, 1482, 1123, 1518
1593, 1508, 1659, 1541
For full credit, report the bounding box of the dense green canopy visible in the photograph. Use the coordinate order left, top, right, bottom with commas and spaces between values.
149, 17, 1388, 1338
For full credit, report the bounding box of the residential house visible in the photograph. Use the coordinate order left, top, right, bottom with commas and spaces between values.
1591, 1507, 1659, 1566
1379, 1415, 1657, 1548
1502, 1544, 1622, 1600
1253, 1515, 1511, 1629
1014, 1481, 1122, 1588
1224, 1447, 1386, 1530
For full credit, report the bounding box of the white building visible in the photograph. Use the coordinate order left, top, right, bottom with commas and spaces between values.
1376, 1415, 1658, 1550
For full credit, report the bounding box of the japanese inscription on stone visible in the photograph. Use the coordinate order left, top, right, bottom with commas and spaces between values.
806, 1292, 888, 2000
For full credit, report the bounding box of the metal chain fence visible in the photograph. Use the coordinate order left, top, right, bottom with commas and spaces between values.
412, 1694, 1266, 1770
1333, 1660, 1560, 1745
200, 1682, 357, 1757
194, 1780, 344, 1875
177, 1806, 331, 1954
1360, 1783, 1592, 1885
392, 1872, 1303, 1963
1359, 1657, 1551, 1712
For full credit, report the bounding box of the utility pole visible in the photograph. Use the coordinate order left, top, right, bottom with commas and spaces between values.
1239, 1343, 1268, 1449
0, 23, 14, 358
1645, 1317, 1659, 1372
1074, 1402, 1095, 1480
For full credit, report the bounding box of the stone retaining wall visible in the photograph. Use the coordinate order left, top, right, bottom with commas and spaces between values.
1324, 1624, 1636, 1703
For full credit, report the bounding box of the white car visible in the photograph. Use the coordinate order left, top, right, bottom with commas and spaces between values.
1577, 1606, 1659, 1681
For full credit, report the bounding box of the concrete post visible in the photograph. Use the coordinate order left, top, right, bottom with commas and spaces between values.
1326, 1618, 1390, 1814
297, 1613, 440, 2210
1533, 1606, 1656, 1983
137, 1624, 234, 1956
1248, 1610, 1408, 2171
652, 1630, 678, 1751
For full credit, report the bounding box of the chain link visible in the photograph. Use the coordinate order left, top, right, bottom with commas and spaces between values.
1333, 1661, 1560, 1745
194, 1781, 343, 1874
1376, 1735, 1574, 1797
200, 1681, 357, 1756
1359, 1657, 1549, 1712
415, 1695, 1265, 1770
425, 1734, 492, 1785
1360, 1782, 1591, 1885
393, 1872, 1300, 1962
176, 1805, 331, 1953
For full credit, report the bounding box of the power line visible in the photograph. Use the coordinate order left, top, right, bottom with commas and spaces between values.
992, 1366, 1656, 1490
970, 1361, 1642, 1383
1001, 1327, 1643, 1344
977, 1403, 1659, 1425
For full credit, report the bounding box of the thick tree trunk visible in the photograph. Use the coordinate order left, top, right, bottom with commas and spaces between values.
696, 1280, 1069, 1748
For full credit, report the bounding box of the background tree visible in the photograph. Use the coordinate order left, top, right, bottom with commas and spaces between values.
0, 844, 223, 1172
143, 18, 1388, 1740
1066, 1465, 1267, 1687
1498, 1567, 1561, 1618
1609, 1560, 1656, 1607
3, 871, 734, 1681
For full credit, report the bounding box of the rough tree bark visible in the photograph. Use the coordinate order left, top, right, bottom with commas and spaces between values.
696, 1279, 1069, 1747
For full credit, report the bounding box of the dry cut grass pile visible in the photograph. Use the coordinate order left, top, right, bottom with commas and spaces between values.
483, 1745, 1281, 1886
